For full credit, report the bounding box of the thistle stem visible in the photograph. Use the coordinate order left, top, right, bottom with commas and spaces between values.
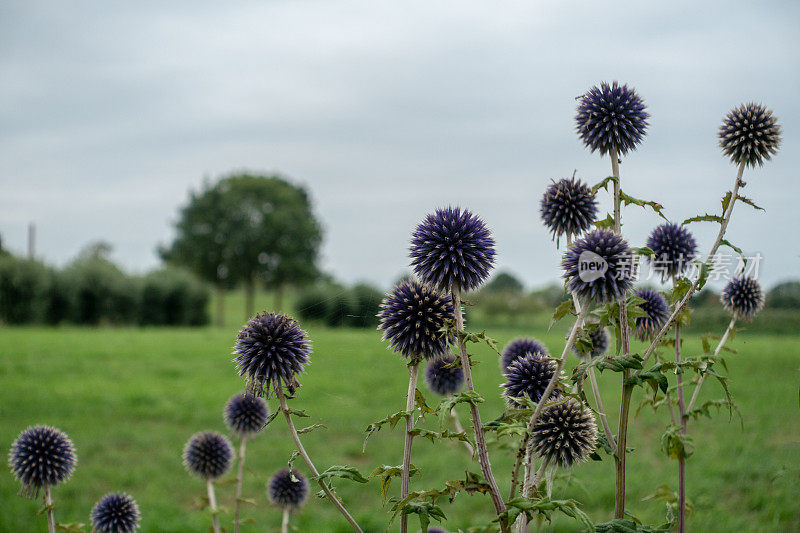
44, 487, 55, 533
686, 318, 736, 414
234, 437, 247, 533
207, 478, 221, 533
672, 275, 688, 533
275, 385, 363, 533
281, 508, 290, 533
508, 433, 529, 501
450, 407, 474, 455
450, 289, 508, 531
400, 360, 420, 533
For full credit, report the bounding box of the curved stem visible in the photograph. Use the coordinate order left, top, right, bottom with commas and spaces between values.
234, 437, 247, 533
451, 289, 508, 531
207, 479, 221, 533
588, 368, 616, 452
686, 318, 736, 414
281, 508, 290, 533
450, 407, 474, 455
508, 433, 529, 501
275, 385, 363, 533
44, 487, 55, 533
400, 360, 420, 533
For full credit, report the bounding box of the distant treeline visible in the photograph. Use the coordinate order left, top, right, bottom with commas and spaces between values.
295, 284, 383, 328
0, 247, 209, 326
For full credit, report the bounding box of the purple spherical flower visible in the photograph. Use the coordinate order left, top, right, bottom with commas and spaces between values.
573, 325, 610, 359
531, 398, 597, 468
540, 177, 598, 241
268, 468, 308, 510
562, 229, 636, 303
633, 288, 670, 341
575, 81, 649, 156
646, 222, 697, 280
224, 393, 269, 437
409, 207, 496, 292
424, 356, 464, 396
90, 492, 141, 533
378, 280, 453, 360
500, 337, 549, 372
502, 352, 559, 408
183, 431, 233, 480
719, 103, 782, 167
721, 276, 764, 321
8, 425, 77, 498
234, 312, 311, 396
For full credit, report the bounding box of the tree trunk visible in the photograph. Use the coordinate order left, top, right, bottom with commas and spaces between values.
216, 282, 225, 328
245, 274, 256, 320
274, 283, 284, 312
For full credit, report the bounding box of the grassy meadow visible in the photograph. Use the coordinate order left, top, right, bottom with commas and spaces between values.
1, 291, 798, 532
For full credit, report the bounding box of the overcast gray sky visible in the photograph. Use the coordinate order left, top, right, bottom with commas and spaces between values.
1, 1, 798, 291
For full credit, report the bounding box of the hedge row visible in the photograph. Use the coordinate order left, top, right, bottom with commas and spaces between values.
0, 255, 209, 326
295, 284, 383, 328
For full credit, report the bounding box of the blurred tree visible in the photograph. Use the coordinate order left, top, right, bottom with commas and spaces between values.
766, 280, 800, 309
161, 173, 323, 324
483, 270, 524, 293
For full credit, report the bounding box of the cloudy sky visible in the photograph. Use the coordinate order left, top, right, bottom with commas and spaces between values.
1, 1, 798, 290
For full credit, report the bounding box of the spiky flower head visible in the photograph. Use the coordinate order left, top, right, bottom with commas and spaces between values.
502, 352, 559, 408
182, 431, 233, 480
562, 229, 636, 303
540, 176, 598, 242
573, 325, 610, 359
646, 222, 697, 280
409, 206, 496, 293
378, 280, 453, 360
633, 288, 670, 341
500, 337, 549, 372
224, 393, 269, 437
8, 425, 76, 498
424, 356, 464, 396
575, 81, 649, 156
531, 398, 598, 468
90, 492, 141, 533
233, 312, 311, 396
721, 276, 764, 321
268, 468, 308, 510
719, 103, 782, 167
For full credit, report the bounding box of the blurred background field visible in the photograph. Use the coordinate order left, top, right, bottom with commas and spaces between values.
1, 289, 799, 532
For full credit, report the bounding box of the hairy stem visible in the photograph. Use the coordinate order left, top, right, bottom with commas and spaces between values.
234, 437, 247, 533
675, 318, 687, 533
450, 407, 475, 455
44, 487, 55, 533
686, 318, 736, 414
276, 385, 363, 533
207, 479, 221, 533
400, 360, 420, 533
281, 508, 290, 533
509, 433, 529, 501
451, 289, 508, 530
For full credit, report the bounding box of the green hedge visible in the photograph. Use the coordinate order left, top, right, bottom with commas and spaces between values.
295, 283, 382, 328
0, 255, 209, 326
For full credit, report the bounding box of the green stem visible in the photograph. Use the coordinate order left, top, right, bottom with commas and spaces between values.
400, 360, 420, 533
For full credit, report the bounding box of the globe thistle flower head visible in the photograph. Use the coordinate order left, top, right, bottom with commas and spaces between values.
224, 393, 269, 437
633, 288, 670, 341
424, 356, 464, 396
409, 206, 496, 293
268, 468, 308, 510
182, 431, 233, 480
719, 103, 782, 167
500, 337, 549, 372
721, 276, 764, 321
502, 352, 560, 408
562, 229, 636, 304
90, 492, 141, 533
8, 425, 77, 498
531, 398, 598, 468
573, 325, 610, 359
377, 280, 453, 360
540, 176, 598, 242
575, 81, 649, 156
646, 222, 697, 280
233, 312, 311, 396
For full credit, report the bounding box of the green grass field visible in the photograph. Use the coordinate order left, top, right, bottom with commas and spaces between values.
1, 313, 799, 531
